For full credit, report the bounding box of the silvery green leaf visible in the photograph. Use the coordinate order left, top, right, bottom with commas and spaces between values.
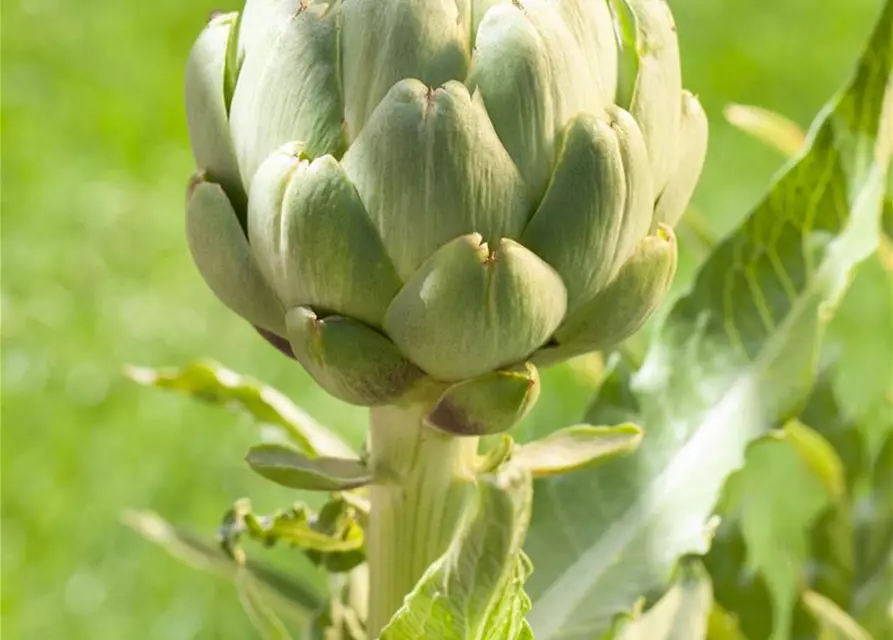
246, 444, 372, 492
714, 429, 837, 639
523, 3, 893, 636
510, 424, 642, 479
724, 103, 806, 159
221, 498, 364, 555
124, 360, 354, 458
378, 469, 533, 640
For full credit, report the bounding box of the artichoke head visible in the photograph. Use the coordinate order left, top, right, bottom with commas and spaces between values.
183, 0, 708, 433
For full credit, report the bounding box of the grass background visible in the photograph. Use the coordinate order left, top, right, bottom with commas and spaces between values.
2, 0, 891, 638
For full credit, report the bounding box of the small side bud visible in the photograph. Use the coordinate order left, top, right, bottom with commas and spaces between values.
425, 363, 540, 436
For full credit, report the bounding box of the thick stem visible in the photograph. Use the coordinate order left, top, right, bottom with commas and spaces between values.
366, 404, 478, 637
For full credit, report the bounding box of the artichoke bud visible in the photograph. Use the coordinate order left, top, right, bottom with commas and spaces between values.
183, 0, 703, 400
522, 113, 628, 313
248, 142, 402, 329
229, 1, 344, 192
384, 234, 567, 382
286, 306, 426, 407
185, 12, 246, 221
654, 91, 709, 228
186, 173, 285, 336
545, 225, 677, 361
425, 363, 541, 436
627, 0, 683, 194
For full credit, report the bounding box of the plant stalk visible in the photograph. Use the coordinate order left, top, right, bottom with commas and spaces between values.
365, 403, 478, 637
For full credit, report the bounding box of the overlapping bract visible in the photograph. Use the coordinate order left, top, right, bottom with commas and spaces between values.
184, 0, 707, 431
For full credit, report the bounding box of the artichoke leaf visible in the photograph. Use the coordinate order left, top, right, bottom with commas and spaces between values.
246, 443, 373, 492
510, 424, 643, 478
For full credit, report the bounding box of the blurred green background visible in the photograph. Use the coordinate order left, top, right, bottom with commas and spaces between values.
2, 0, 891, 638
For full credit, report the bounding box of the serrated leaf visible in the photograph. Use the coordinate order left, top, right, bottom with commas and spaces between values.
524, 3, 893, 637
236, 570, 296, 640
719, 431, 836, 640
122, 510, 322, 616
378, 469, 533, 640
802, 590, 872, 640
303, 497, 368, 574
616, 563, 713, 640
125, 360, 354, 458
510, 424, 643, 478
704, 412, 856, 639
800, 376, 869, 492
221, 498, 365, 555
246, 444, 373, 491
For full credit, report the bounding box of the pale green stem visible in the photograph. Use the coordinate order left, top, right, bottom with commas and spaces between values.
366, 404, 478, 637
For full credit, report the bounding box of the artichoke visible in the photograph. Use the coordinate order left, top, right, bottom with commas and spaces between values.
184, 0, 708, 430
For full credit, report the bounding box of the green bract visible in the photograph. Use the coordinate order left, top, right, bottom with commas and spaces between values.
184, 0, 707, 426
